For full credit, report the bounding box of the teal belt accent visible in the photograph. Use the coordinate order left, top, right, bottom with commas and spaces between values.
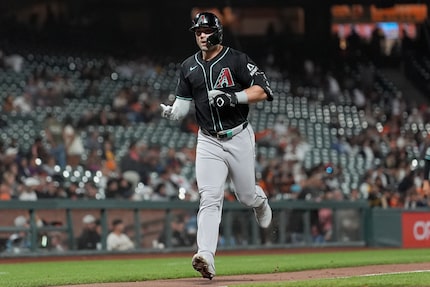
202, 122, 248, 140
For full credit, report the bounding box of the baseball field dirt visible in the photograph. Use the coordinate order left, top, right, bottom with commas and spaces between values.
59, 262, 430, 287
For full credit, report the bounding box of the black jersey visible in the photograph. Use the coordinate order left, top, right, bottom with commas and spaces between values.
175, 46, 273, 133
424, 146, 430, 180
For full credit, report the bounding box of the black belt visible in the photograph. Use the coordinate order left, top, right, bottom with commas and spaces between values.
202, 122, 248, 140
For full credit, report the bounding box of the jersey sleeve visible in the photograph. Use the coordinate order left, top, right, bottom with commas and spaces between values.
240, 54, 274, 101
175, 64, 193, 101
424, 147, 430, 180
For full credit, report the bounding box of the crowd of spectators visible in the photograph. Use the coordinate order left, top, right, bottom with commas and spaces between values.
1, 43, 429, 208
0, 46, 197, 202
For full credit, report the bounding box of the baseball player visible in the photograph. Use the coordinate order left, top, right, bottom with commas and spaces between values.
160, 12, 273, 280
422, 146, 430, 195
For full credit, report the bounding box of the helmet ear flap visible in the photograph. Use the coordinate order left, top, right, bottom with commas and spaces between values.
207, 29, 223, 46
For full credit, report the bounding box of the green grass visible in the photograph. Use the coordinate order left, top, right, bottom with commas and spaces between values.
0, 248, 429, 287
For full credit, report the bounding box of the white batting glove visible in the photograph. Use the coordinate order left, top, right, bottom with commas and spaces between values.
160, 104, 173, 120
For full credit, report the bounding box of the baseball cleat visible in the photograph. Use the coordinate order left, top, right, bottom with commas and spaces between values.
254, 199, 272, 228
192, 253, 215, 280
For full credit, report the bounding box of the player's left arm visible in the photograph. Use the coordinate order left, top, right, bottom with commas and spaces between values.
241, 85, 270, 103
208, 55, 273, 108
237, 55, 273, 104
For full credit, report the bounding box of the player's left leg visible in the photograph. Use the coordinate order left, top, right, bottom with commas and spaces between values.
225, 124, 267, 208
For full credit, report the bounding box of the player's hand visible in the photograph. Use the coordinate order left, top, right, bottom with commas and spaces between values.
160, 104, 173, 120
208, 90, 238, 108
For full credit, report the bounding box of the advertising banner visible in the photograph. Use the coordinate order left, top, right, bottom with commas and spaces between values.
402, 212, 430, 248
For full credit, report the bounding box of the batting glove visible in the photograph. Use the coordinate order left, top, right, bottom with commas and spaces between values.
208, 90, 238, 108
160, 104, 173, 120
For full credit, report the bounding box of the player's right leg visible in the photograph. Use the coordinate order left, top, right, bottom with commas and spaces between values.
192, 132, 229, 278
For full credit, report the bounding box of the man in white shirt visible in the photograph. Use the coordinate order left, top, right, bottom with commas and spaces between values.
106, 219, 134, 251
13, 92, 33, 114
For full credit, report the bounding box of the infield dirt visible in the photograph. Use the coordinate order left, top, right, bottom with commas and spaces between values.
58, 262, 430, 287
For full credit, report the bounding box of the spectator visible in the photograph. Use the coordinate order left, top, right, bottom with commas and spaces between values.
158, 214, 191, 248
119, 141, 148, 185
112, 88, 129, 113
41, 155, 58, 176
2, 169, 19, 199
13, 92, 33, 114
101, 140, 118, 174
358, 173, 372, 200
43, 113, 66, 168
4, 53, 24, 72
49, 231, 67, 252
104, 178, 120, 199
76, 214, 101, 250
346, 26, 362, 55
38, 177, 67, 199
62, 116, 84, 168
0, 183, 12, 200
85, 148, 103, 172
404, 190, 428, 209
2, 94, 15, 113
6, 215, 31, 253
116, 177, 133, 199
83, 182, 99, 199
29, 137, 50, 164
151, 182, 169, 201
84, 130, 103, 152
65, 182, 83, 200
152, 167, 179, 200
19, 177, 39, 201
2, 146, 19, 168
106, 219, 135, 251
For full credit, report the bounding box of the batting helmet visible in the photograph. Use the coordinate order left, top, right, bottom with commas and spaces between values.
189, 12, 223, 46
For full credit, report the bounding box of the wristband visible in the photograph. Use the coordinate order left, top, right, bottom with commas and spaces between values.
235, 91, 248, 104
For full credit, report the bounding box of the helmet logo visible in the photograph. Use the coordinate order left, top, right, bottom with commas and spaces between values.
198, 14, 206, 25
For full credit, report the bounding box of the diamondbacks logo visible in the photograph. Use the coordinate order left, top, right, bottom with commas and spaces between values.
197, 14, 206, 25
214, 68, 234, 88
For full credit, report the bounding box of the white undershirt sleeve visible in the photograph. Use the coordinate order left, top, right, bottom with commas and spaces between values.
171, 98, 191, 120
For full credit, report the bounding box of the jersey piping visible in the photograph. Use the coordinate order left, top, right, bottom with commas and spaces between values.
195, 47, 230, 132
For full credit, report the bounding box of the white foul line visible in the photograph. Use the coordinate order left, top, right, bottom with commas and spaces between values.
334, 269, 430, 280
359, 270, 430, 277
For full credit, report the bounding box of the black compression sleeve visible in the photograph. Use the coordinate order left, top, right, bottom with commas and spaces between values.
424, 159, 430, 180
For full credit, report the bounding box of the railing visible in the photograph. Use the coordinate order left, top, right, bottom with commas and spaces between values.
0, 199, 370, 256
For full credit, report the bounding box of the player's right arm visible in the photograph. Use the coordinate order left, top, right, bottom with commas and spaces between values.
160, 97, 191, 121
423, 147, 430, 194
160, 62, 193, 121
